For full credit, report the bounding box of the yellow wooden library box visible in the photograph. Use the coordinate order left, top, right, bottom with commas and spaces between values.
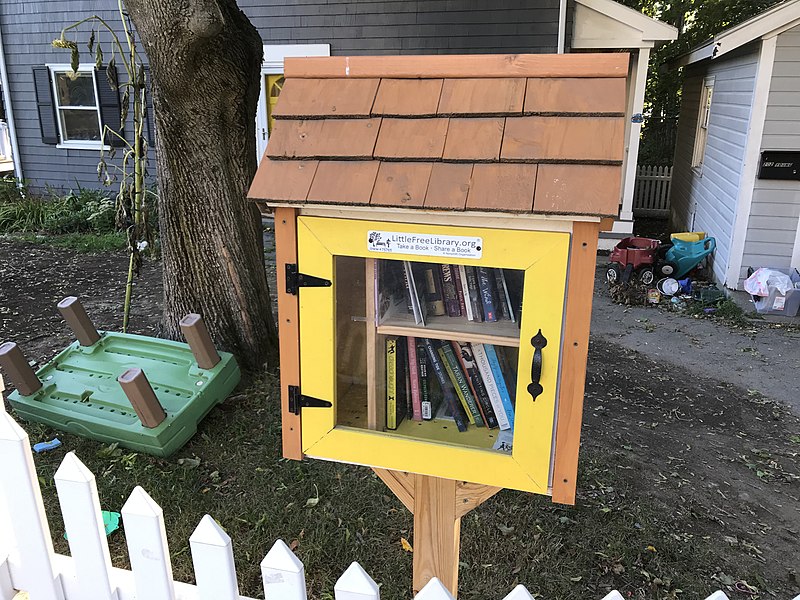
249, 54, 628, 591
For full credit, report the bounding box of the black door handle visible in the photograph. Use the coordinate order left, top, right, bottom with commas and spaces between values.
527, 329, 547, 401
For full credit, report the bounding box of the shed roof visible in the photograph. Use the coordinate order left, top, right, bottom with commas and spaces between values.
248, 53, 629, 217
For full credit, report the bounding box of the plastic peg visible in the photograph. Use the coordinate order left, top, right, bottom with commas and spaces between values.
0, 342, 42, 396
180, 314, 221, 370
57, 297, 100, 346
117, 368, 166, 428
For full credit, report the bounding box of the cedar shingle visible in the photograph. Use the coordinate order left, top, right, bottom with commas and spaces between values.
272, 78, 380, 118
248, 158, 318, 202
467, 164, 537, 212
374, 118, 449, 160
525, 78, 626, 114
501, 116, 624, 162
442, 118, 504, 161
307, 161, 381, 205
438, 78, 525, 115
373, 79, 443, 116
267, 119, 381, 159
371, 162, 433, 207
424, 163, 473, 210
534, 164, 621, 215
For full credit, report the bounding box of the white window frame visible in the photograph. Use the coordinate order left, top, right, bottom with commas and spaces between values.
47, 63, 109, 151
692, 76, 715, 170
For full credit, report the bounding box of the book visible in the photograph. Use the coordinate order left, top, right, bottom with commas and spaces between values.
403, 261, 427, 325
422, 265, 446, 316
378, 261, 407, 324
440, 264, 461, 317
495, 346, 518, 404
503, 269, 524, 325
452, 265, 468, 318
464, 266, 483, 323
407, 337, 423, 421
471, 343, 513, 430
416, 338, 436, 420
476, 267, 498, 322
495, 269, 516, 324
438, 342, 484, 427
422, 338, 468, 432
484, 344, 515, 428
385, 336, 407, 430
453, 342, 498, 429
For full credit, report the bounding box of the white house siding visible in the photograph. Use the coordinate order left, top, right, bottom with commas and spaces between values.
670, 45, 760, 285
741, 25, 800, 280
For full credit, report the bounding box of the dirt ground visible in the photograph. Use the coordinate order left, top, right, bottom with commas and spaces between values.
1, 236, 798, 598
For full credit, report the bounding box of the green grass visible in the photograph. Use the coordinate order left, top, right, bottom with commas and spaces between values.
7, 232, 127, 252
18, 373, 758, 600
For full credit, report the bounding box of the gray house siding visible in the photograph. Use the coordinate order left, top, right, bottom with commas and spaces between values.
741, 24, 800, 280
2, 0, 564, 191
669, 45, 760, 285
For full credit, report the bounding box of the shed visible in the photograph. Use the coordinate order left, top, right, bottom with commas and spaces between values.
671, 0, 800, 289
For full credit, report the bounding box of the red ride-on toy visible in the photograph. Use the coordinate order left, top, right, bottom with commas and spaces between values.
606, 237, 663, 285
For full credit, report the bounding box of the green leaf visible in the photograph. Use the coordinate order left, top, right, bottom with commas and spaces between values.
70, 48, 80, 76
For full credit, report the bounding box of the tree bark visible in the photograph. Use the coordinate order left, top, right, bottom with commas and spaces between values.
124, 0, 277, 371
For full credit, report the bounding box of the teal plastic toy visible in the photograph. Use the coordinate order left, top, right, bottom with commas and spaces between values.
665, 236, 716, 279
7, 331, 240, 457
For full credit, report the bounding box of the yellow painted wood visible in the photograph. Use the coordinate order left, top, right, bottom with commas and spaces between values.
297, 216, 569, 495
266, 74, 285, 134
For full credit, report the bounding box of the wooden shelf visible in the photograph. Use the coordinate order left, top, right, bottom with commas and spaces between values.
377, 309, 520, 347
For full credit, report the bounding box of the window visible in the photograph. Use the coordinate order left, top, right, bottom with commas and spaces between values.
692, 77, 714, 168
51, 68, 103, 145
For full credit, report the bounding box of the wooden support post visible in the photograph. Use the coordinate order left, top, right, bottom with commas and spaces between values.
57, 296, 100, 346
0, 341, 42, 396
180, 314, 221, 369
274, 207, 303, 460
117, 368, 166, 428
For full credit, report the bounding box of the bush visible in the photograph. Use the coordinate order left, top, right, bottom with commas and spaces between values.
0, 186, 119, 235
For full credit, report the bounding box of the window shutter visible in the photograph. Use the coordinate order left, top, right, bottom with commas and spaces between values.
96, 65, 125, 147
33, 67, 59, 145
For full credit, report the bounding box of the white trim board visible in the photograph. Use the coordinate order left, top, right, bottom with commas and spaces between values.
725, 36, 777, 290
572, 0, 676, 49
792, 215, 800, 271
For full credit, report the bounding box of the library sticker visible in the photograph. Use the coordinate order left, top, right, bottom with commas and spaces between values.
367, 230, 483, 259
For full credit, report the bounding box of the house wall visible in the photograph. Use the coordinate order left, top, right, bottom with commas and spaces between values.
1, 0, 564, 190
741, 24, 800, 279
670, 45, 760, 285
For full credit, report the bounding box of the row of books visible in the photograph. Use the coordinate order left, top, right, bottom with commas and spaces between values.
385, 336, 517, 433
379, 261, 523, 326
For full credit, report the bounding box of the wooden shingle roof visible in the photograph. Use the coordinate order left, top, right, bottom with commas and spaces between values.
249, 54, 629, 217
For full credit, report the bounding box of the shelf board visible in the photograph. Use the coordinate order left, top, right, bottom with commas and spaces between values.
377, 310, 520, 347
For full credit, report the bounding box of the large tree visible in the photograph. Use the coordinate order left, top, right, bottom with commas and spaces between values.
124, 0, 277, 371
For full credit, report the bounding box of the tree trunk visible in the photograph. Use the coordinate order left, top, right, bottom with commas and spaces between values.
124, 0, 277, 371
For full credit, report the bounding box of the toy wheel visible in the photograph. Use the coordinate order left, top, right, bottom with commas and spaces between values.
639, 268, 655, 285
658, 261, 678, 277
606, 263, 623, 284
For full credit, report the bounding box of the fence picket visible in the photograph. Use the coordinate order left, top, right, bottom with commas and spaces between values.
501, 584, 535, 599
0, 412, 65, 600
189, 515, 240, 600
54, 452, 117, 600
0, 552, 14, 600
334, 562, 380, 599
414, 577, 455, 600
121, 486, 176, 600
261, 539, 307, 600
633, 165, 672, 217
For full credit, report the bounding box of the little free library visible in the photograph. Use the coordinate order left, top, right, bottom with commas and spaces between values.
248, 52, 627, 595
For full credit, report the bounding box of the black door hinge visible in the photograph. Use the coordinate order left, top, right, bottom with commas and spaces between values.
288, 385, 332, 415
285, 263, 332, 295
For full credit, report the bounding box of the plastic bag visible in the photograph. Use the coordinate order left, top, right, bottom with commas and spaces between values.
744, 268, 794, 296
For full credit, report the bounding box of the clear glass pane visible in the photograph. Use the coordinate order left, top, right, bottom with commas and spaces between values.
335, 256, 524, 455
60, 109, 101, 141
54, 72, 97, 107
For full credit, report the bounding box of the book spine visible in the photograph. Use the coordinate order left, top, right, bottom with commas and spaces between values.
401, 262, 414, 314
439, 343, 484, 427
492, 269, 510, 320
484, 344, 515, 429
423, 265, 446, 316
423, 338, 468, 432
464, 266, 483, 323
416, 339, 433, 420
386, 337, 398, 430
440, 264, 461, 317
453, 265, 468, 321
453, 342, 498, 429
498, 269, 516, 324
452, 265, 468, 318
471, 343, 511, 430
407, 337, 422, 421
477, 267, 498, 322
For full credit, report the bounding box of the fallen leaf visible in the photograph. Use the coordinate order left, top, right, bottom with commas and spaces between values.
570, 576, 582, 582
401, 537, 413, 552
646, 545, 657, 553
289, 539, 299, 551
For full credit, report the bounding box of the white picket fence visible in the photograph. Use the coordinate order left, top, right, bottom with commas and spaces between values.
633, 165, 672, 218
0, 397, 759, 600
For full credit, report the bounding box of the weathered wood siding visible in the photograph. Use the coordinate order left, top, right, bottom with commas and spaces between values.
1, 0, 564, 190
741, 24, 800, 280
670, 45, 760, 285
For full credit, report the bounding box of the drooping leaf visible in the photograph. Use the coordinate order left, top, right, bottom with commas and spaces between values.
106, 57, 118, 90
95, 44, 104, 69
120, 89, 130, 129
70, 48, 80, 76
87, 29, 95, 52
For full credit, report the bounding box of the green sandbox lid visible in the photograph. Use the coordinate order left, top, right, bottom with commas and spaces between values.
7, 332, 240, 457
